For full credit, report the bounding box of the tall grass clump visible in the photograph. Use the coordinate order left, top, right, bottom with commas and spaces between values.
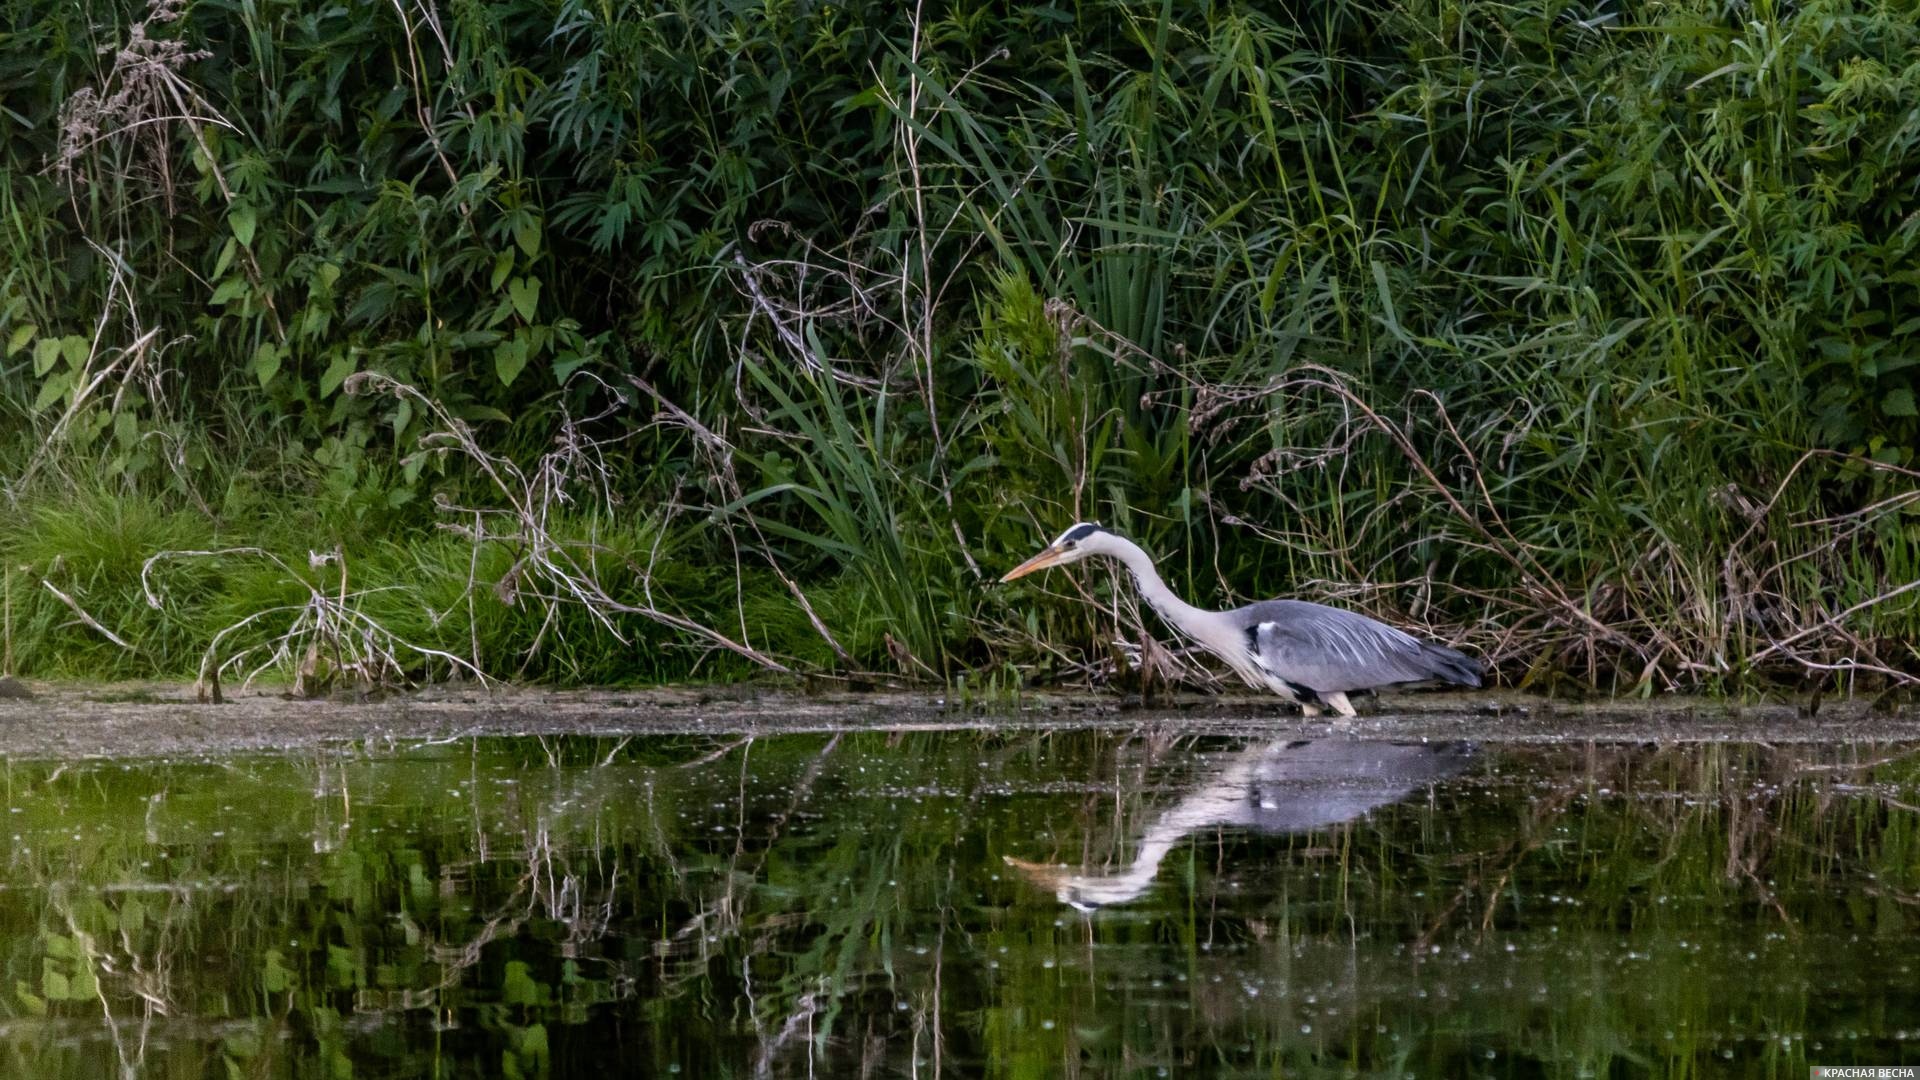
1, 0, 1916, 693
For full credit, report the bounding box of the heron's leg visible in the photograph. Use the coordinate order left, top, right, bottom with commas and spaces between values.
1324, 691, 1356, 718
1299, 702, 1322, 718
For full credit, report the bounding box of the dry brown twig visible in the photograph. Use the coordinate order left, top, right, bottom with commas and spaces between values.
7, 244, 187, 500
54, 0, 284, 338
39, 577, 137, 654
630, 376, 854, 667
386, 0, 470, 214
51, 0, 217, 203
140, 545, 487, 701
344, 371, 795, 675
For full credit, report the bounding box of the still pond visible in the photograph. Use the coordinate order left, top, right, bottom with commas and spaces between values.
1, 728, 1917, 1076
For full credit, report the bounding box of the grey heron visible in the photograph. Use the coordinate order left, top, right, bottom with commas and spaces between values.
1000, 522, 1483, 716
1005, 739, 1476, 910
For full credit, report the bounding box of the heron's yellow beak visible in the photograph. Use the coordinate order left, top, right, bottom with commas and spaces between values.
999, 546, 1066, 583
1001, 854, 1069, 891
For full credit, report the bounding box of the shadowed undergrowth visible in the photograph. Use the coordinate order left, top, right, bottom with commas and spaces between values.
2, 0, 1918, 694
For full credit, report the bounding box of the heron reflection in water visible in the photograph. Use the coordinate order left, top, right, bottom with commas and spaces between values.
1004, 740, 1476, 911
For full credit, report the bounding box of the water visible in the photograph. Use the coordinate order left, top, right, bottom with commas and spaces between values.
2, 730, 1917, 1077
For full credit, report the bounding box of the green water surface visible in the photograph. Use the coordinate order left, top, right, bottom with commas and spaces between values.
1, 730, 1917, 1077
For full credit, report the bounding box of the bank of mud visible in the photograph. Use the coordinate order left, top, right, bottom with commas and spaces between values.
0, 680, 1912, 759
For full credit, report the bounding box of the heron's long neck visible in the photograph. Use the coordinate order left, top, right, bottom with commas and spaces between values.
1053, 751, 1262, 905
1108, 536, 1211, 634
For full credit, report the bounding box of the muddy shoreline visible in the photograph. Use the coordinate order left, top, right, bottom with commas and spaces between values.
0, 680, 1913, 759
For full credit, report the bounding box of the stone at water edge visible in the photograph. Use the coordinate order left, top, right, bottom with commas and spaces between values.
0, 677, 31, 700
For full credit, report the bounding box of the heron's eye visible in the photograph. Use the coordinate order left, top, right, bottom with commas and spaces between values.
1061, 542, 1076, 551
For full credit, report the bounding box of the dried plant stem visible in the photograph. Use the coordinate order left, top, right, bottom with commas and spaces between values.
347, 372, 794, 674
40, 578, 137, 653
142, 546, 488, 700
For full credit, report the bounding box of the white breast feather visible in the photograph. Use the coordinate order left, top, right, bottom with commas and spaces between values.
1249, 622, 1277, 672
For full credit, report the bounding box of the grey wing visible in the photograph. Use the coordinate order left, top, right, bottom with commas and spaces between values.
1245, 600, 1466, 694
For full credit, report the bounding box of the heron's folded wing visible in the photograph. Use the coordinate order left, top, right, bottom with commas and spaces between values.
1251, 603, 1435, 693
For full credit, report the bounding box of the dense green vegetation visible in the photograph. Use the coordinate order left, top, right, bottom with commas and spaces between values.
3, 0, 1919, 689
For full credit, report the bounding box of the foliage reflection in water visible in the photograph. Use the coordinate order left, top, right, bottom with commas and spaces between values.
0, 731, 1917, 1077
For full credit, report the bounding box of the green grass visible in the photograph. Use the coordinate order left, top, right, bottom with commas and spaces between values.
0, 484, 774, 686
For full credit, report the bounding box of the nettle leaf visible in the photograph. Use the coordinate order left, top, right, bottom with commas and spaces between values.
42, 966, 69, 1002
252, 341, 283, 387
512, 213, 542, 258
490, 251, 515, 292
230, 203, 258, 247
552, 350, 590, 383
445, 329, 502, 351
495, 335, 530, 386
211, 278, 249, 305
451, 403, 511, 423
6, 323, 35, 357
15, 979, 45, 1016
297, 305, 333, 341
508, 277, 540, 322
32, 372, 72, 412
68, 964, 97, 1002
60, 335, 89, 369
320, 352, 356, 397
263, 949, 296, 994
501, 960, 543, 1005
213, 236, 238, 280
1884, 388, 1917, 417
32, 337, 60, 376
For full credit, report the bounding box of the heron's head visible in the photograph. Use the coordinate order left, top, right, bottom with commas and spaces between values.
999, 522, 1114, 582
1002, 854, 1154, 913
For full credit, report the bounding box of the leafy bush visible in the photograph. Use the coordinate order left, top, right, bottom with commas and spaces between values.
2, 0, 1917, 690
